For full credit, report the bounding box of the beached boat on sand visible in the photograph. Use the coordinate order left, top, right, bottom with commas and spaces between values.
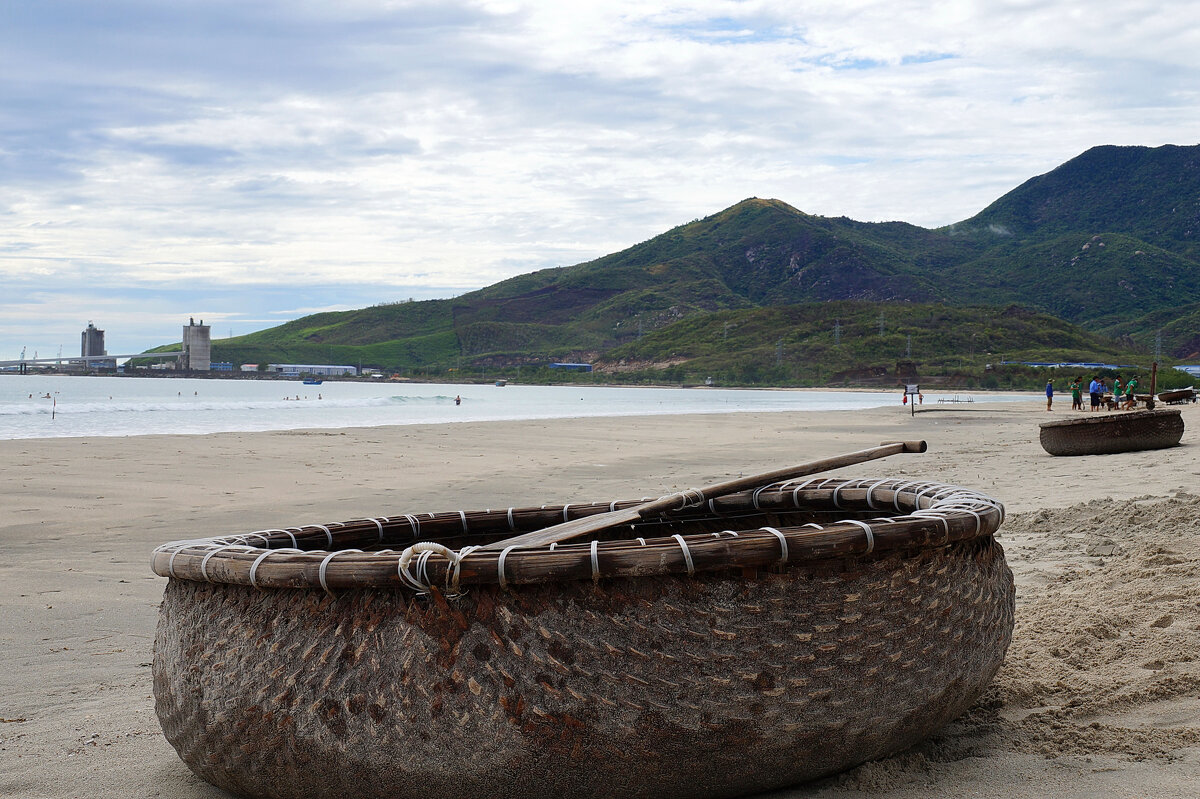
1158, 387, 1196, 404
1039, 408, 1184, 456
151, 454, 1013, 799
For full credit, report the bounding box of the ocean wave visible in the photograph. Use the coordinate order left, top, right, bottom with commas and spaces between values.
0, 394, 456, 416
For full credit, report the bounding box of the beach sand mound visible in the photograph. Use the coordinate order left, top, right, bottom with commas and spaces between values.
796, 493, 1200, 797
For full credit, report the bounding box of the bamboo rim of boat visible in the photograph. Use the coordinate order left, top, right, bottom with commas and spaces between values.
151, 477, 1004, 592
1039, 406, 1182, 429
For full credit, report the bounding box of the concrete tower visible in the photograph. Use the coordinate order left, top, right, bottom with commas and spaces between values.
181, 317, 211, 371
81, 322, 105, 358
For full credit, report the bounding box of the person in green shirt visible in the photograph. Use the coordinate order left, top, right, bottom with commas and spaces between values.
1069, 377, 1082, 410
1123, 376, 1139, 409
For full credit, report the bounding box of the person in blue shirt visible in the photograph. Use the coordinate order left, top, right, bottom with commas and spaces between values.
1045, 380, 1054, 411
1088, 377, 1101, 411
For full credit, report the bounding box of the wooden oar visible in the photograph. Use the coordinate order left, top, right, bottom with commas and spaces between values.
481, 440, 927, 551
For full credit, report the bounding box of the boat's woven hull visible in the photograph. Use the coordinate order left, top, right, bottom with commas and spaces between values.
1039, 408, 1184, 456
154, 536, 1013, 799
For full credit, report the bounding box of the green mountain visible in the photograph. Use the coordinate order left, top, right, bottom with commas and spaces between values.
181, 144, 1200, 385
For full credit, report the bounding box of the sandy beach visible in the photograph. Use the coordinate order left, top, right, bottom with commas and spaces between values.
3, 399, 1200, 798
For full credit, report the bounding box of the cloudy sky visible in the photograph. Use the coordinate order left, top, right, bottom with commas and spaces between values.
2, 1, 1198, 359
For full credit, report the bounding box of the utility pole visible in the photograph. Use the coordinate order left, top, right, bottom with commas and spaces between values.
1155, 330, 1163, 362
776, 338, 783, 367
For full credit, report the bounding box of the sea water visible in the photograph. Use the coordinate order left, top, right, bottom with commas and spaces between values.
0, 375, 1033, 440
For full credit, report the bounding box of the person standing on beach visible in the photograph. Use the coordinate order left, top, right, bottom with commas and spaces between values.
1045, 380, 1054, 411
1088, 376, 1101, 411
1111, 376, 1122, 411
1070, 377, 1082, 411
1124, 376, 1139, 409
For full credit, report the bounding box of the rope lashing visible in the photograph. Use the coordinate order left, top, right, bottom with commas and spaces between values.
673, 489, 706, 511
590, 540, 600, 582
397, 542, 458, 593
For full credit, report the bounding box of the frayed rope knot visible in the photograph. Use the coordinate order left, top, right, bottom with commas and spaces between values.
397, 542, 479, 595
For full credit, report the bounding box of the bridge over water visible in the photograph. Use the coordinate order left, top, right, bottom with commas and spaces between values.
0, 352, 183, 374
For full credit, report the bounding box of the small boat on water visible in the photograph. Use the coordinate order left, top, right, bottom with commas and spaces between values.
302, 377, 323, 385
151, 444, 1013, 799
1039, 408, 1185, 456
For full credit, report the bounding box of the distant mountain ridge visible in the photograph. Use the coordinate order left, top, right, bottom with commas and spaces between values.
200, 144, 1200, 376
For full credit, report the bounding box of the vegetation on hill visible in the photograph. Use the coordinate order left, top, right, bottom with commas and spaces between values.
147, 144, 1200, 388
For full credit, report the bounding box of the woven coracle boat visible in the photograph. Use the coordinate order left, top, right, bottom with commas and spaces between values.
1158, 387, 1196, 404
151, 476, 1013, 799
1039, 408, 1185, 456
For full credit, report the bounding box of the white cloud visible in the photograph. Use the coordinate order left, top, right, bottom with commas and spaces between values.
2, 0, 1200, 356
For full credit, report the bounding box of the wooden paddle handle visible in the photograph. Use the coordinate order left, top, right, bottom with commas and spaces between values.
882, 440, 928, 453
633, 439, 928, 518
482, 440, 930, 551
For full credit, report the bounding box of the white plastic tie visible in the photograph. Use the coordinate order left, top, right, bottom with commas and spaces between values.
497, 545, 517, 590
590, 540, 600, 581
247, 547, 301, 588
760, 526, 789, 564
311, 525, 332, 548
671, 534, 695, 576
866, 479, 891, 510
842, 519, 875, 553
831, 481, 846, 509
507, 508, 516, 531
318, 549, 363, 595
200, 544, 248, 583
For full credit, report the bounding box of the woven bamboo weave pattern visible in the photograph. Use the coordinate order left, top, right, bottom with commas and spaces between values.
152, 477, 1014, 799
1039, 408, 1184, 456
156, 539, 1011, 799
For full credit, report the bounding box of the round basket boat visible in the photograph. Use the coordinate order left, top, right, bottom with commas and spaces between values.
151, 477, 1014, 799
1039, 408, 1185, 456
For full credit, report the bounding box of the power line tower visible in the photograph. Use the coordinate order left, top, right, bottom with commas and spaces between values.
878, 312, 885, 336
1155, 330, 1163, 361
834, 319, 841, 347
906, 334, 912, 359
775, 338, 783, 367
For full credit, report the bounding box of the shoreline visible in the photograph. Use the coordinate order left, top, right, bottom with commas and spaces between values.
2, 368, 1060, 394
3, 402, 1199, 797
